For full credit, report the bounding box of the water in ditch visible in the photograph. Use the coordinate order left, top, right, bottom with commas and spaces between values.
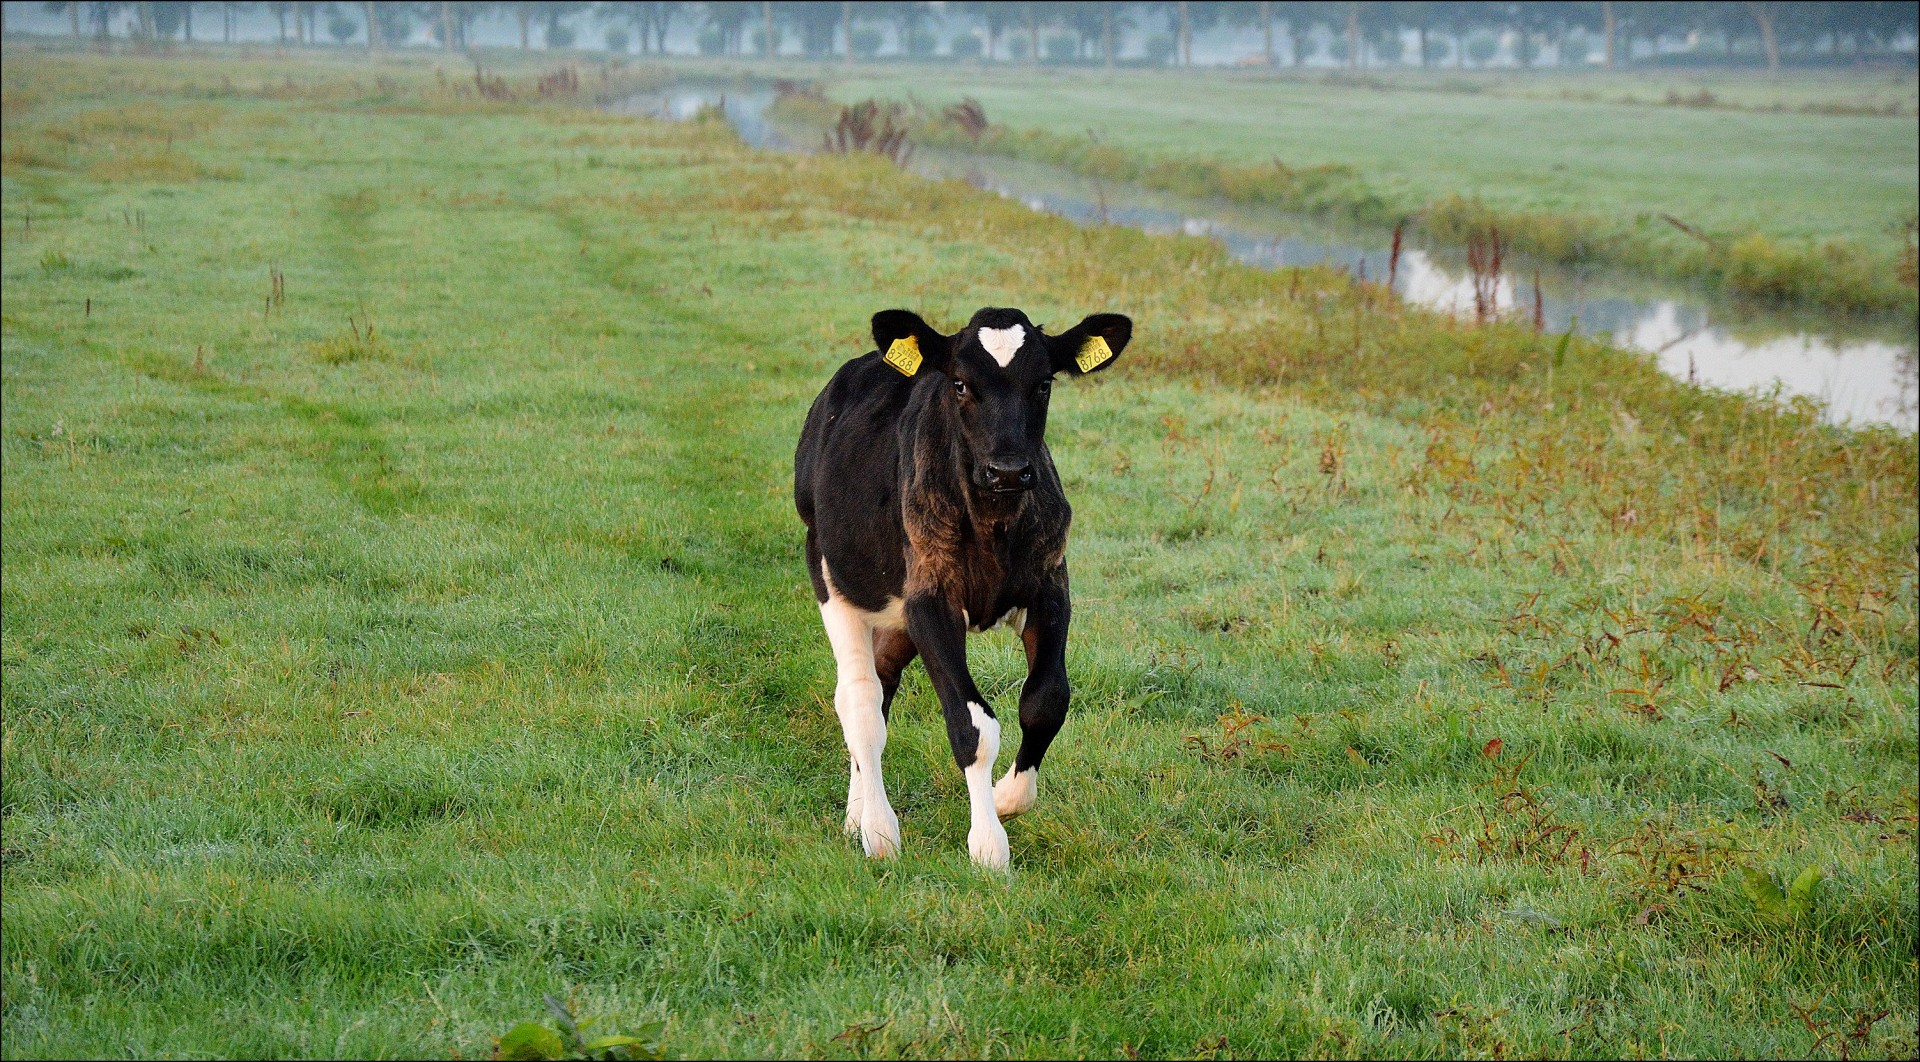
611, 86, 1917, 430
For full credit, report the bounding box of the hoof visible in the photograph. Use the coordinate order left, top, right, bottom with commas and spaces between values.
860, 804, 901, 859
968, 820, 1010, 870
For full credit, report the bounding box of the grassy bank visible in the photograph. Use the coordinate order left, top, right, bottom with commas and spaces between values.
3, 50, 1916, 1059
766, 66, 1919, 314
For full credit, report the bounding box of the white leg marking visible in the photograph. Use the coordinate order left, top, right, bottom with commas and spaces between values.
844, 757, 862, 835
994, 766, 1037, 820
867, 596, 906, 630
820, 594, 899, 858
824, 560, 906, 631
964, 701, 1009, 869
978, 324, 1025, 368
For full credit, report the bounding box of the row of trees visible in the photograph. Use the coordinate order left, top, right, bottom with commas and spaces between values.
38, 2, 1920, 71
1184, 3, 1920, 71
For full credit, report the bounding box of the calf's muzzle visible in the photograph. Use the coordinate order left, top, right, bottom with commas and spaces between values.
979, 459, 1036, 493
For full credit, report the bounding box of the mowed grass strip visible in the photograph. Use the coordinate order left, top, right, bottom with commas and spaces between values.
1, 52, 1915, 1059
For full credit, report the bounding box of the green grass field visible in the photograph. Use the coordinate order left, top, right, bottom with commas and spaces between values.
808, 64, 1919, 250
760, 62, 1920, 312
1389, 65, 1919, 113
2, 50, 1916, 1059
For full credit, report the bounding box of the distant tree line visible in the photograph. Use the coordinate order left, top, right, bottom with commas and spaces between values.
38, 2, 1920, 71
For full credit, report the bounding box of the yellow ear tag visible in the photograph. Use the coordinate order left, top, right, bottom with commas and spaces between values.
1075, 335, 1114, 373
883, 335, 923, 377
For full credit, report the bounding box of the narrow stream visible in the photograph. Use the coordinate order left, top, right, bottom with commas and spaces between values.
611, 86, 1918, 430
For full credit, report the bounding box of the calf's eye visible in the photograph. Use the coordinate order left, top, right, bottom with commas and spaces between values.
1035, 380, 1052, 398
952, 379, 968, 398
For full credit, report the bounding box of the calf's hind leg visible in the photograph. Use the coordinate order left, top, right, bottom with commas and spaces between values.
873, 628, 920, 719
819, 596, 901, 858
844, 629, 917, 835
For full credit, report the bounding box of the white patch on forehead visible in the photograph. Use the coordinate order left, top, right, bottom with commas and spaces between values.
977, 324, 1025, 368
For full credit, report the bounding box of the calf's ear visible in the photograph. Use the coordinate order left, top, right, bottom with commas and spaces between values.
871, 309, 951, 378
1045, 313, 1132, 376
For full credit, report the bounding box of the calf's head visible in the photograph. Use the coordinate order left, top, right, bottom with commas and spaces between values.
873, 307, 1132, 494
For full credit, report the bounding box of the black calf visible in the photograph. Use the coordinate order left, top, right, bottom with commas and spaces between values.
794, 306, 1131, 868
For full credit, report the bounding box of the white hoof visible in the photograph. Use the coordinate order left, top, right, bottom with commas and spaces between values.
860, 803, 901, 859
969, 820, 1010, 869
994, 767, 1037, 820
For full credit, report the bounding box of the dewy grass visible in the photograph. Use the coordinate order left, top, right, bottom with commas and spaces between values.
2, 50, 1915, 1059
763, 65, 1919, 315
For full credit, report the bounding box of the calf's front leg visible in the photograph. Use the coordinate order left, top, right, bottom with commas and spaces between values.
905, 593, 1008, 869
997, 571, 1071, 820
